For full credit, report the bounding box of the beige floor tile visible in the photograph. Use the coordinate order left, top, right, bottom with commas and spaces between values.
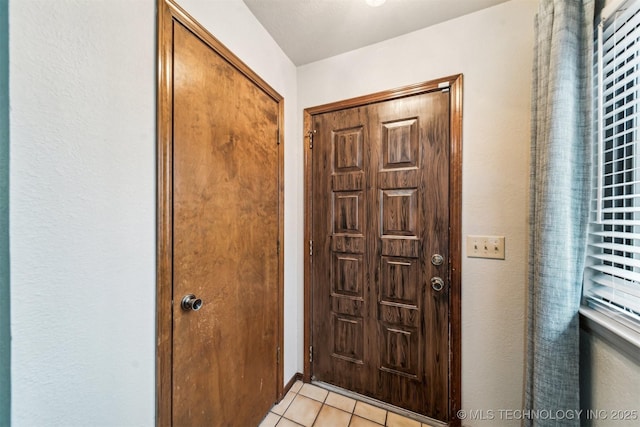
313, 405, 352, 427
259, 412, 281, 427
298, 383, 329, 402
277, 418, 303, 427
350, 415, 383, 427
353, 402, 387, 425
290, 380, 304, 394
283, 395, 323, 427
272, 390, 297, 415
269, 384, 436, 427
386, 412, 421, 427
325, 392, 357, 413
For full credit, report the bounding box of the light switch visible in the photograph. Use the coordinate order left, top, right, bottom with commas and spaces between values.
467, 235, 505, 260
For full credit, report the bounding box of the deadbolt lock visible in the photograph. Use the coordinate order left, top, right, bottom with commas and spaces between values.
431, 254, 444, 266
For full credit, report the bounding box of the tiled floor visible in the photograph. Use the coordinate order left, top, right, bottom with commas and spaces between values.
259, 381, 436, 427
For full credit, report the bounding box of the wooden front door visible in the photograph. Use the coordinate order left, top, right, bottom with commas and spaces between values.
157, 1, 284, 426
307, 77, 462, 424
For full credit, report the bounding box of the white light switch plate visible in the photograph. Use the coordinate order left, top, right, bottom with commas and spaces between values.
467, 235, 505, 259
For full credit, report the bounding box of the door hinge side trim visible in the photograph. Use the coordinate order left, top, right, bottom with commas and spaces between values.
277, 128, 280, 145
277, 346, 281, 365
277, 239, 280, 255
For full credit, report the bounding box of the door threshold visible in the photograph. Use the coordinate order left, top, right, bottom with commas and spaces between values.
311, 380, 447, 427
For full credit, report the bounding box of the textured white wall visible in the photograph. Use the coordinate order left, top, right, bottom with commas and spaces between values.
580, 331, 640, 425
297, 1, 536, 426
10, 1, 156, 425
9, 0, 298, 426
0, 0, 9, 424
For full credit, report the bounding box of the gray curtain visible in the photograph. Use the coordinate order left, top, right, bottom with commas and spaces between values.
525, 1, 594, 426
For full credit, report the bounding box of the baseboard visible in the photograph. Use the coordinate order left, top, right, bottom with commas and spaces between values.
283, 372, 303, 396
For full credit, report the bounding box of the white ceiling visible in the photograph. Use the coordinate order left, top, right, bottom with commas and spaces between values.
242, 0, 510, 65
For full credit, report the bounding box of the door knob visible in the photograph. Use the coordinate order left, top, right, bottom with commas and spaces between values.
181, 294, 203, 311
431, 277, 445, 292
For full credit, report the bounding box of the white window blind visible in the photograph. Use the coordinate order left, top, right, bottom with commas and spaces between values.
586, 0, 640, 333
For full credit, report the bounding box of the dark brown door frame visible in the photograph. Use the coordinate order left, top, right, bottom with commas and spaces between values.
303, 75, 462, 427
156, 0, 285, 425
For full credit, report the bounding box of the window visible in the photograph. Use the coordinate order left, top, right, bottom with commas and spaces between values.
585, 0, 640, 336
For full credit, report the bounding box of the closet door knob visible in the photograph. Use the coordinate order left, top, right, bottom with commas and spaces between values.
181, 294, 203, 311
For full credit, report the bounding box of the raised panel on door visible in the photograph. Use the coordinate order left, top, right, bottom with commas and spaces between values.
311, 89, 451, 422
